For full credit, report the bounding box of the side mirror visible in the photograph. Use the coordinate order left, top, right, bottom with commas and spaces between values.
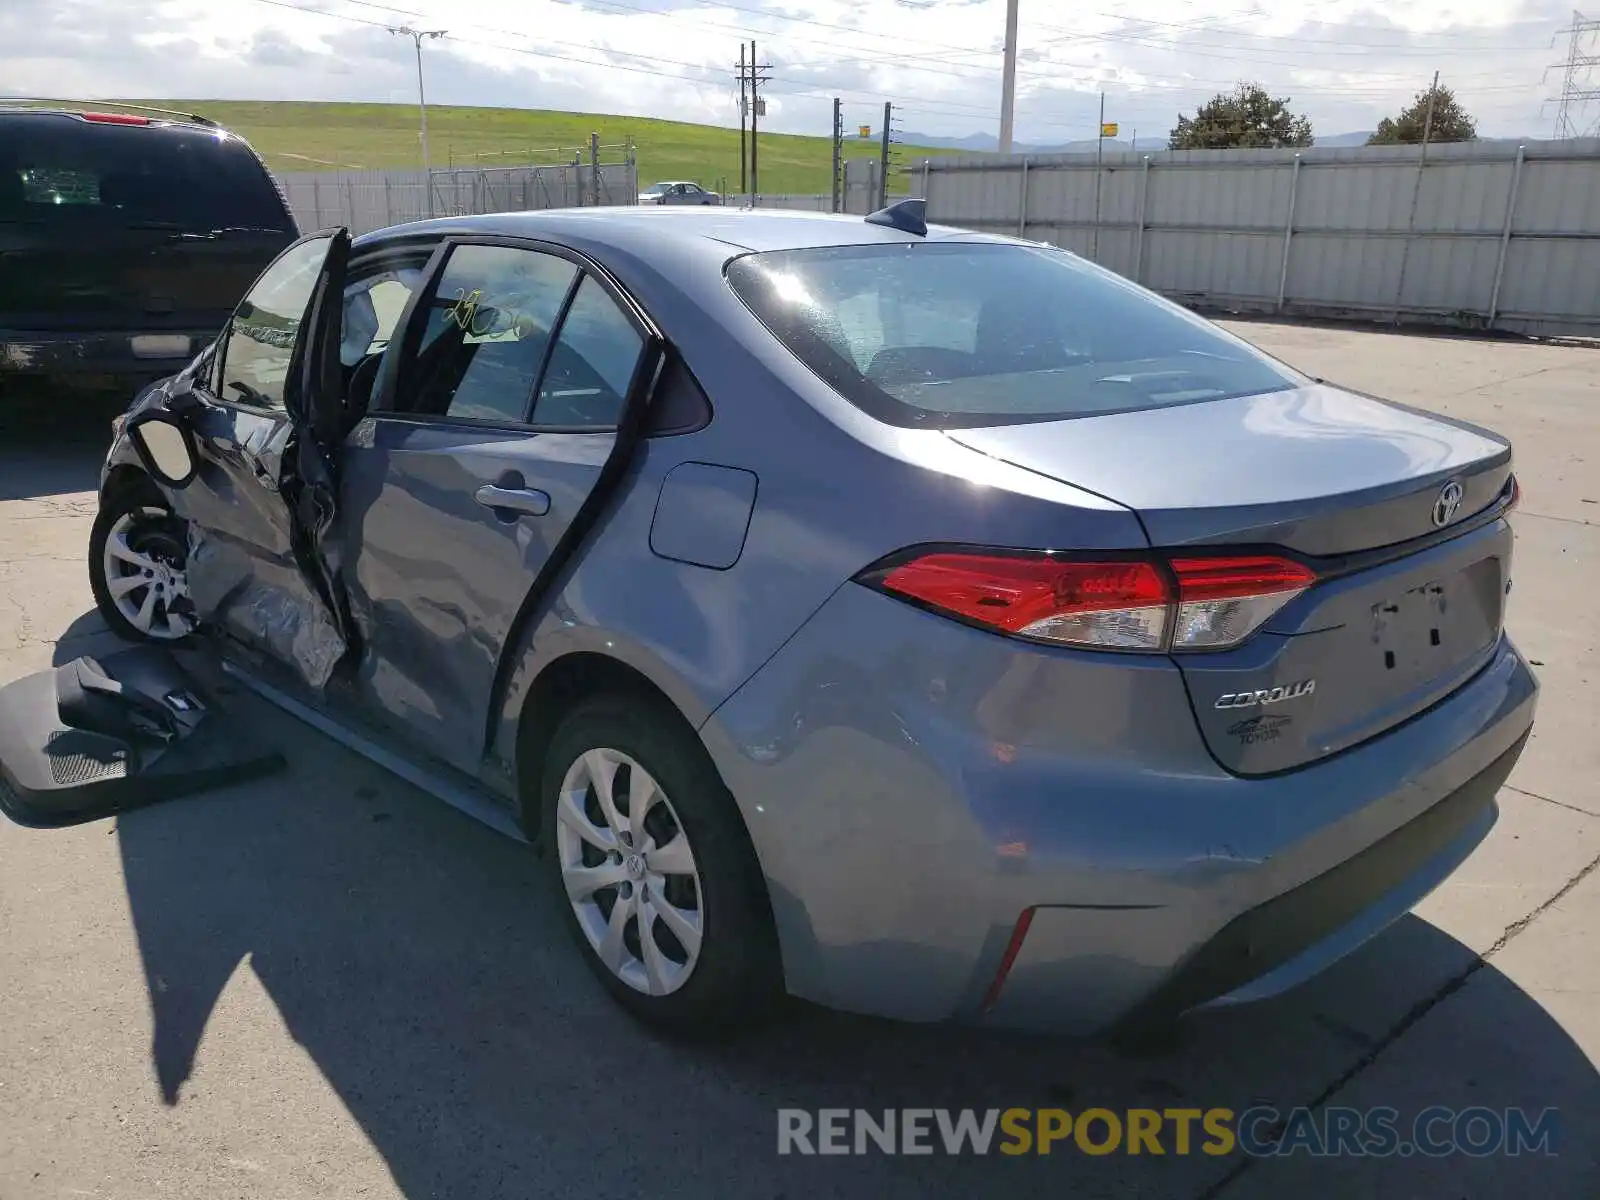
126, 411, 199, 489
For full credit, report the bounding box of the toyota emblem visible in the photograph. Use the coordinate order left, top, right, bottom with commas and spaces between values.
1432, 480, 1465, 528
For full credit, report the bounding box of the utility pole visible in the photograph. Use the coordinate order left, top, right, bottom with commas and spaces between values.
831, 97, 844, 213
388, 26, 446, 183
1551, 10, 1600, 138
747, 41, 772, 200
1393, 70, 1441, 323
1092, 91, 1106, 262
737, 43, 747, 197
1420, 69, 1440, 149
999, 0, 1020, 153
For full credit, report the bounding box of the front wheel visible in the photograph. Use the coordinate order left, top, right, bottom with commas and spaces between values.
88, 480, 195, 643
540, 693, 781, 1035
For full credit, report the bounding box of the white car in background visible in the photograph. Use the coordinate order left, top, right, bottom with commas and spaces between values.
638, 181, 722, 206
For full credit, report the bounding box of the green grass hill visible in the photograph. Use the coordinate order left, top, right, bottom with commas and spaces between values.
136, 100, 962, 194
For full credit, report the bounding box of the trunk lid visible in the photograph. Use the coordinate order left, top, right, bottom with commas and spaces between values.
948, 385, 1516, 774
946, 385, 1512, 556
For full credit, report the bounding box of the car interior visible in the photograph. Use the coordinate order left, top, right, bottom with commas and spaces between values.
336, 248, 636, 433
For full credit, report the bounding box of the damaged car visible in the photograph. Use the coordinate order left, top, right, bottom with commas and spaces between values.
2, 202, 1537, 1039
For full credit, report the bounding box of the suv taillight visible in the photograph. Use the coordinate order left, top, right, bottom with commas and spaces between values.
861, 549, 1316, 653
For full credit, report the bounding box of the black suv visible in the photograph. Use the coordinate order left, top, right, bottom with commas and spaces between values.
0, 104, 298, 401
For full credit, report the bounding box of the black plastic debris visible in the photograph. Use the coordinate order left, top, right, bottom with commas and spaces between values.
0, 645, 285, 828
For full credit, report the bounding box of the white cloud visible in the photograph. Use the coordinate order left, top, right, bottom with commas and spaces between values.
0, 0, 1581, 144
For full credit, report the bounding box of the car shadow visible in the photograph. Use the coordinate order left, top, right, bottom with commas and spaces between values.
33, 624, 1584, 1198
0, 392, 120, 501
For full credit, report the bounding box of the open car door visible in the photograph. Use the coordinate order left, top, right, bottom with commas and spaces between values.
136, 229, 355, 689
0, 233, 357, 827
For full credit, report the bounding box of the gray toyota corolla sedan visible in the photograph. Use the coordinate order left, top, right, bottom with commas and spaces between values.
82, 202, 1536, 1037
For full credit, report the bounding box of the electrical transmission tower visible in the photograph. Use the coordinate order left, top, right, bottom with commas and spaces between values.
831, 98, 844, 213
878, 102, 904, 209
1551, 10, 1600, 138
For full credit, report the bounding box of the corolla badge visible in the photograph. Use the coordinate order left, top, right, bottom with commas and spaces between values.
1432, 479, 1465, 528
1214, 679, 1316, 709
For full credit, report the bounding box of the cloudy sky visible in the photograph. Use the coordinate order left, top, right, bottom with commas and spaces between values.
0, 0, 1589, 144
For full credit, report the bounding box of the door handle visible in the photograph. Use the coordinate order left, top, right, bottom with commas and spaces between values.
475, 484, 551, 517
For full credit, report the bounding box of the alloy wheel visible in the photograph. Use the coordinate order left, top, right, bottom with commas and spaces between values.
101, 507, 193, 641
555, 747, 705, 996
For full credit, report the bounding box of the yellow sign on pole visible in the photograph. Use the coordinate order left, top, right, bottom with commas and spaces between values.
859, 125, 872, 138
1100, 122, 1119, 138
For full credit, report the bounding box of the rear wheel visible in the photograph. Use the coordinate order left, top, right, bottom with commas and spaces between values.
540, 693, 781, 1034
88, 481, 194, 643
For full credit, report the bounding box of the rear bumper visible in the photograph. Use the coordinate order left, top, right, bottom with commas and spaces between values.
1112, 730, 1520, 1032
1, 328, 214, 381
702, 583, 1538, 1036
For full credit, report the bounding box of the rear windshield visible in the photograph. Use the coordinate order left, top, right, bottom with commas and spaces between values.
0, 117, 293, 233
725, 242, 1302, 428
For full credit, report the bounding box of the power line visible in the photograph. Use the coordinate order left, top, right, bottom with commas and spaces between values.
1034, 12, 1553, 58
266, 0, 1546, 93
248, 0, 391, 27
237, 0, 1550, 139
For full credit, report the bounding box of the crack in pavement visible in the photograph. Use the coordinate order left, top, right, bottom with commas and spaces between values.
1441, 364, 1562, 399
1516, 510, 1597, 529
1504, 783, 1600, 819
1196, 846, 1600, 1200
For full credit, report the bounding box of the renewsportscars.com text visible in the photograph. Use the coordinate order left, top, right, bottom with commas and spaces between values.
777, 1106, 1559, 1158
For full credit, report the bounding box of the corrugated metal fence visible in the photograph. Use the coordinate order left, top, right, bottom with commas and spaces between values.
917, 139, 1600, 338
277, 161, 640, 235
733, 161, 881, 214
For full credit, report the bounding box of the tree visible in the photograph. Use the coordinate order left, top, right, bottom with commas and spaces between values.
1368, 83, 1478, 145
1169, 83, 1314, 150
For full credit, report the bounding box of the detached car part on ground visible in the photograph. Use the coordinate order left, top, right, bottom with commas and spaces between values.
2, 200, 1537, 1041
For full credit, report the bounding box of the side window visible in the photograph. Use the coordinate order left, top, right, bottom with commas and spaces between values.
531, 276, 645, 429
342, 270, 422, 367
217, 236, 332, 410
407, 244, 577, 423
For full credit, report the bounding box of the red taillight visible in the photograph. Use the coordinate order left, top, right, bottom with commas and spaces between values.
865, 549, 1316, 652
879, 553, 1170, 650
1507, 475, 1521, 511
1168, 555, 1317, 650
81, 111, 151, 125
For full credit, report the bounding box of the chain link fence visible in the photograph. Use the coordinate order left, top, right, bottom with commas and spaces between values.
276, 160, 640, 235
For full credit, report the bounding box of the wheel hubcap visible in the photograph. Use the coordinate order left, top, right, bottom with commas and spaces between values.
556, 747, 704, 996
103, 507, 193, 641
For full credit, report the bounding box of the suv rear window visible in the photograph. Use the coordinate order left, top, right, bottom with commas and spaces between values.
725, 242, 1301, 428
0, 116, 292, 234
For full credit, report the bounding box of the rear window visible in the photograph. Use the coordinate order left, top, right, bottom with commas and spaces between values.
0, 116, 292, 233
725, 242, 1302, 428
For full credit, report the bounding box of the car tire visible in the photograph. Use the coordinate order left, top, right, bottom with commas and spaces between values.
88, 478, 194, 644
540, 692, 782, 1036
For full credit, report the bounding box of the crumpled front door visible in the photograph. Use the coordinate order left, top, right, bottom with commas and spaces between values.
153, 229, 355, 689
